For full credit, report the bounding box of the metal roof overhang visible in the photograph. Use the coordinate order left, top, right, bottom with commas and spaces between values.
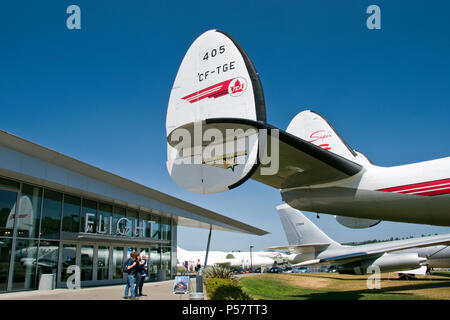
0, 130, 268, 236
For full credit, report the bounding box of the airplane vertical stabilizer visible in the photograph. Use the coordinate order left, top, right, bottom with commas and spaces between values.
286, 110, 371, 166
277, 204, 341, 249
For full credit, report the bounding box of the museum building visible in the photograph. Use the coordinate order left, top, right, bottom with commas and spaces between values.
0, 130, 267, 292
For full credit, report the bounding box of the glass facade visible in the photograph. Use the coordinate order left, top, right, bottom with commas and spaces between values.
80, 245, 94, 281
81, 199, 97, 233
61, 243, 77, 283
40, 190, 62, 239
62, 195, 80, 233
112, 247, 124, 280
0, 175, 174, 292
0, 238, 12, 291
113, 206, 126, 236
150, 246, 161, 281
97, 246, 109, 281
12, 239, 38, 290
17, 184, 41, 238
98, 203, 112, 234
37, 240, 59, 279
0, 187, 18, 237
126, 209, 138, 238
161, 217, 171, 241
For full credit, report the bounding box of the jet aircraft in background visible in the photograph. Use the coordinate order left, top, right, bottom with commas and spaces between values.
270, 204, 450, 275
177, 246, 286, 270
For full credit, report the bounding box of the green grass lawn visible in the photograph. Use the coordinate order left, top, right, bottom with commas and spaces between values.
239, 272, 450, 300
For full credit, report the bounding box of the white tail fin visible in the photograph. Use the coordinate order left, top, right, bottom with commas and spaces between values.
286, 110, 371, 166
277, 204, 340, 248
166, 30, 265, 194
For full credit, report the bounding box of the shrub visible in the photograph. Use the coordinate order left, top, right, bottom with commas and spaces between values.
205, 277, 253, 300
176, 266, 187, 274
203, 265, 234, 280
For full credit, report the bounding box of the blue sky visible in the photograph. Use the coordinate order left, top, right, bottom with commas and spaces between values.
1, 1, 449, 251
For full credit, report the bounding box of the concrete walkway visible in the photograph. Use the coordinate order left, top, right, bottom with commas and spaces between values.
0, 278, 204, 300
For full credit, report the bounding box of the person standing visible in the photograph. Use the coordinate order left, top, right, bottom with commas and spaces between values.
123, 252, 137, 299
134, 253, 144, 297
136, 254, 148, 297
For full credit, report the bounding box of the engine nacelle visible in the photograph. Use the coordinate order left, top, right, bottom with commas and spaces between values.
335, 215, 381, 229
337, 253, 426, 274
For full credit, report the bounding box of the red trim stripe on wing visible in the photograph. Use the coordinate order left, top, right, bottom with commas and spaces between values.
182, 79, 233, 103
377, 178, 450, 196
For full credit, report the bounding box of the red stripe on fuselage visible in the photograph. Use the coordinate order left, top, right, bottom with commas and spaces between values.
377, 178, 450, 196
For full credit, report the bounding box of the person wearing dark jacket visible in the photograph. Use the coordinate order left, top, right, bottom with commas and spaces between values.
123, 252, 137, 299
134, 254, 144, 297
136, 254, 148, 296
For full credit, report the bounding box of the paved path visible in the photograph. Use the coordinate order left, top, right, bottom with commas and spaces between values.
0, 278, 204, 300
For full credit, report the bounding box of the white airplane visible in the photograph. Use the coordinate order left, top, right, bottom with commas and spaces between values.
166, 29, 450, 228
177, 246, 286, 270
270, 204, 450, 274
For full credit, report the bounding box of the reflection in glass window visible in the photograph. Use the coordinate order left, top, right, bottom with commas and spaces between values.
40, 190, 62, 239
162, 246, 171, 279
112, 247, 124, 280
97, 246, 109, 281
139, 248, 149, 260
161, 217, 171, 241
98, 203, 112, 234
0, 238, 12, 291
17, 185, 41, 238
0, 177, 20, 190
113, 206, 126, 236
80, 245, 94, 281
12, 239, 37, 290
62, 195, 80, 233
150, 246, 160, 281
81, 199, 97, 233
61, 244, 77, 284
151, 215, 160, 240
0, 189, 18, 237
37, 240, 59, 278
126, 209, 138, 237
139, 212, 152, 238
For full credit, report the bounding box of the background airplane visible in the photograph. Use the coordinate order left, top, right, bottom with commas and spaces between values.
270, 204, 450, 274
166, 29, 450, 228
177, 246, 286, 270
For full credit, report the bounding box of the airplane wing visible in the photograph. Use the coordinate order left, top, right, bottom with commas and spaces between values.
267, 243, 331, 251
293, 234, 450, 267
